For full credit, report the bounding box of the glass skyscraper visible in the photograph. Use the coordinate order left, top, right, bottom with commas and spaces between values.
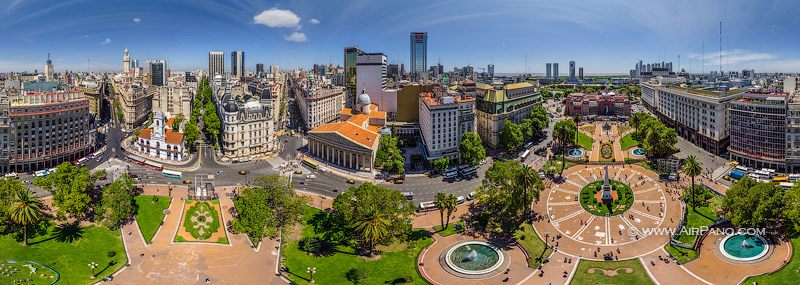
344, 47, 364, 107
410, 32, 427, 80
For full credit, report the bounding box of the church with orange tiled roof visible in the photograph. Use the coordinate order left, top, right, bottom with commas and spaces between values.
306, 90, 387, 171
133, 110, 186, 161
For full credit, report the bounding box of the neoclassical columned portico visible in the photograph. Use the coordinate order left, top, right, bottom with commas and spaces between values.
306, 136, 375, 172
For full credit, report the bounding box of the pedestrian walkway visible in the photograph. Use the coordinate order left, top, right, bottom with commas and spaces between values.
640, 248, 709, 285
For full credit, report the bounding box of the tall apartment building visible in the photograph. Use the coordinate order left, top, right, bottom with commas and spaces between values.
419, 87, 476, 161
474, 81, 542, 148
0, 90, 95, 172
115, 82, 154, 131
153, 84, 193, 118
217, 91, 275, 159
356, 52, 398, 113
553, 63, 559, 80
569, 60, 576, 79
208, 51, 225, 77
44, 53, 54, 81
785, 76, 799, 96
729, 93, 788, 171
231, 51, 245, 78
291, 74, 346, 130
256, 63, 264, 77
640, 81, 744, 154
546, 63, 552, 79
488, 64, 495, 78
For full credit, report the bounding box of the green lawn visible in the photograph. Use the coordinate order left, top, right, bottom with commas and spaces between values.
541, 155, 577, 174
0, 224, 127, 284
620, 133, 639, 150
571, 259, 654, 285
675, 206, 718, 245
579, 180, 634, 216
745, 236, 800, 284
433, 221, 464, 237
514, 223, 552, 268
283, 207, 432, 284
135, 195, 171, 243
577, 130, 594, 150
664, 244, 698, 264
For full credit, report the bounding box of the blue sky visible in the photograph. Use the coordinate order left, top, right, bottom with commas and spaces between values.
1, 0, 799, 74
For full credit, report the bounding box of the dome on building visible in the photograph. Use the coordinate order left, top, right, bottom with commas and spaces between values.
357, 89, 371, 106
223, 95, 239, 113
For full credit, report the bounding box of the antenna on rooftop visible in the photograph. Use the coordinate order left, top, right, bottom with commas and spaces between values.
702, 41, 705, 75
719, 21, 723, 75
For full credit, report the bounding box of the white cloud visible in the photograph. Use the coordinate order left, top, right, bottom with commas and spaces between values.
132, 17, 141, 24
253, 8, 301, 28
284, 32, 307, 42
688, 49, 775, 65
101, 38, 112, 45
309, 18, 320, 25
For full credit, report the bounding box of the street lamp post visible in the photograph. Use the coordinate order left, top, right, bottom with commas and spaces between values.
88, 262, 98, 279
168, 182, 173, 197
307, 267, 316, 283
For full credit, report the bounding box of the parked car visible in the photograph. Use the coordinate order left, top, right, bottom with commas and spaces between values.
306, 174, 316, 179
294, 170, 303, 175
346, 179, 355, 184
239, 170, 247, 175
467, 191, 476, 200
183, 179, 192, 184
456, 196, 466, 204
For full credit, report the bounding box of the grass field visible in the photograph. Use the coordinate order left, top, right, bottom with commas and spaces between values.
514, 223, 552, 268
664, 244, 699, 264
0, 224, 127, 284
283, 207, 432, 284
433, 221, 464, 237
135, 195, 171, 243
620, 133, 639, 150
675, 206, 718, 245
541, 155, 577, 174
571, 259, 654, 285
577, 130, 594, 150
744, 236, 800, 284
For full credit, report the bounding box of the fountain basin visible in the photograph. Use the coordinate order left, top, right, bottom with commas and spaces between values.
445, 241, 504, 275
568, 149, 584, 158
719, 234, 769, 262
630, 148, 646, 157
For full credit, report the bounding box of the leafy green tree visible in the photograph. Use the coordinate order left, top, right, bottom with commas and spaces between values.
681, 155, 703, 211
432, 158, 449, 175
172, 113, 185, 131
458, 131, 485, 166
782, 184, 800, 233
98, 174, 136, 229
203, 101, 221, 145
184, 119, 200, 152
553, 119, 577, 174
475, 160, 541, 236
346, 268, 367, 284
499, 119, 523, 151
33, 162, 92, 219
629, 113, 677, 158
333, 183, 414, 256
528, 105, 550, 134
232, 175, 308, 242
8, 189, 44, 246
375, 135, 405, 174
722, 177, 784, 228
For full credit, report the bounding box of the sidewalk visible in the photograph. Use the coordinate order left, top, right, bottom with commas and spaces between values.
301, 154, 381, 183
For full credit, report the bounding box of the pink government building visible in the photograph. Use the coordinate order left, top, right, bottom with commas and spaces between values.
564, 92, 633, 117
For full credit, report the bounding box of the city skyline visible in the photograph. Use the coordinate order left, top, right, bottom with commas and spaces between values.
1, 0, 800, 73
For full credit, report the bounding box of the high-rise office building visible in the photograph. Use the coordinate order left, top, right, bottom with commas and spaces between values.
410, 32, 427, 80
553, 63, 559, 80
569, 60, 576, 79
344, 47, 364, 102
488, 64, 495, 78
149, 60, 166, 86
208, 51, 225, 77
256, 63, 264, 77
579, 67, 584, 81
123, 48, 131, 75
546, 63, 552, 78
231, 51, 245, 78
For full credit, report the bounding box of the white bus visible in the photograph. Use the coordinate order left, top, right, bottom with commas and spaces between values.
161, 169, 182, 179
33, 170, 49, 177
520, 149, 531, 161
4, 172, 17, 178
735, 166, 749, 172
418, 201, 437, 212
789, 174, 800, 182
443, 169, 458, 180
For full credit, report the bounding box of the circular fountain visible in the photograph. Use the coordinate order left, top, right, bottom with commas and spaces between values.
444, 241, 504, 275
567, 148, 584, 158
719, 233, 769, 262
630, 148, 646, 157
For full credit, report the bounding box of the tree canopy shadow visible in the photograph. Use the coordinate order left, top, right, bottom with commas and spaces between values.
52, 222, 84, 243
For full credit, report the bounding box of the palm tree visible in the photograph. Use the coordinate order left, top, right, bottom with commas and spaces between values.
442, 194, 458, 228
354, 205, 391, 256
434, 193, 447, 229
681, 155, 703, 211
8, 189, 44, 246
516, 165, 543, 219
